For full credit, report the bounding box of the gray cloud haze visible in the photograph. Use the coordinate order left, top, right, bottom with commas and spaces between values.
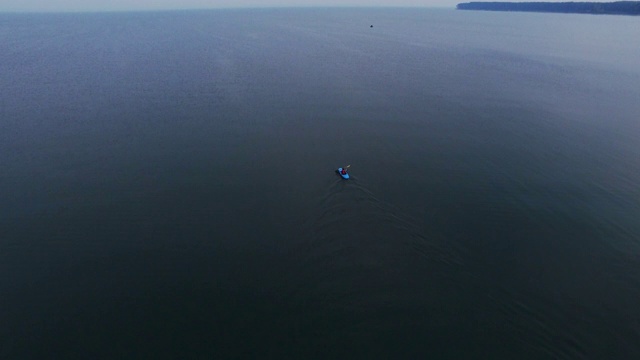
1, 1, 450, 12
0, 0, 591, 12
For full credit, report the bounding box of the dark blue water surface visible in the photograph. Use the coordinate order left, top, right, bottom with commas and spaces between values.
1, 8, 639, 359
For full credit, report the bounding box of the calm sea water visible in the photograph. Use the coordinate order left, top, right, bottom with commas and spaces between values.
1, 8, 639, 359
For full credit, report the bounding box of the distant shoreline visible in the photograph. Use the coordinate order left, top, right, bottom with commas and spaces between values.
456, 2, 640, 15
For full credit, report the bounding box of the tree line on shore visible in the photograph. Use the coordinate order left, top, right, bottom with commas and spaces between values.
456, 2, 640, 15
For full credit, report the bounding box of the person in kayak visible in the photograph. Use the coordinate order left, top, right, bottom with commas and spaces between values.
341, 167, 348, 175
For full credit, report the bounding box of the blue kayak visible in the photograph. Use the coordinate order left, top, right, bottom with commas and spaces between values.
337, 168, 350, 179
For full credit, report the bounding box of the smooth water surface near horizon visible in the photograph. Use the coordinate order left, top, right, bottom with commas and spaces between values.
1, 8, 639, 359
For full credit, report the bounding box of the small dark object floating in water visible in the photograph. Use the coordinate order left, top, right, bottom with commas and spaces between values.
370, 25, 373, 28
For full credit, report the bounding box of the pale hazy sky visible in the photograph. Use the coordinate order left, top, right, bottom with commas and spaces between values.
0, 0, 584, 12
